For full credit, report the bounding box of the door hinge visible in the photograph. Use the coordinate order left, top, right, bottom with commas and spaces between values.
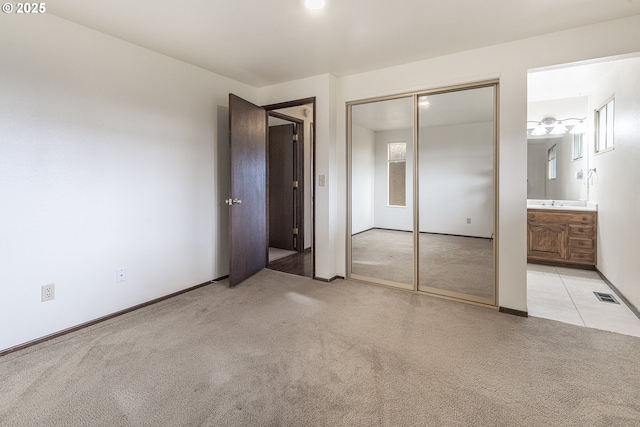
293, 180, 299, 188
293, 228, 299, 235
293, 134, 299, 142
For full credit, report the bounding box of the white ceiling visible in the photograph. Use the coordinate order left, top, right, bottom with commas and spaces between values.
47, 0, 640, 87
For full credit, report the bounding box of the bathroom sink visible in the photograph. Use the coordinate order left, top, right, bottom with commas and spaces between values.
527, 199, 598, 211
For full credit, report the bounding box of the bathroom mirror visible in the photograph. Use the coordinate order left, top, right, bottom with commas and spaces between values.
527, 135, 587, 201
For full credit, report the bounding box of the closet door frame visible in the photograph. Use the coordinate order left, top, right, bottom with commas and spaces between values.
347, 79, 499, 307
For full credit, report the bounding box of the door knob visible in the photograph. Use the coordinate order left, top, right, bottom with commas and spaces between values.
225, 198, 242, 205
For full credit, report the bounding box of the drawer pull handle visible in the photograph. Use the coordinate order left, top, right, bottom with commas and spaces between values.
582, 217, 587, 221
579, 241, 584, 246
579, 254, 585, 258
578, 228, 584, 232
561, 227, 565, 232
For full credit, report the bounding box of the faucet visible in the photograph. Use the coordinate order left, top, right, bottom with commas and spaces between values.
551, 200, 555, 206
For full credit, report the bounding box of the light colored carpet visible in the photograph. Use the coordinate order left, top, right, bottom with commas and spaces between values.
2, 269, 640, 426
351, 229, 494, 299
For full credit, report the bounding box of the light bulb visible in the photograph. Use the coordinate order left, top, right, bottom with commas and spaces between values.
550, 121, 568, 135
570, 120, 587, 134
531, 123, 547, 136
303, 0, 326, 10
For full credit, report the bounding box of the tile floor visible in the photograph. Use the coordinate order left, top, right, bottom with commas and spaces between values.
527, 263, 640, 338
268, 247, 297, 262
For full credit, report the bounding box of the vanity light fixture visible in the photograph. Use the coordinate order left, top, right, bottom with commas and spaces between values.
302, 0, 326, 10
550, 120, 568, 135
528, 117, 587, 137
531, 122, 548, 136
570, 119, 587, 134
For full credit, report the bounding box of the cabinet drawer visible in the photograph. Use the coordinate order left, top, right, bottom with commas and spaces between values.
575, 213, 596, 224
568, 224, 594, 237
569, 237, 594, 249
528, 210, 596, 224
568, 249, 596, 264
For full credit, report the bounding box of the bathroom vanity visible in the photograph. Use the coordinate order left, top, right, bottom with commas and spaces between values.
527, 200, 598, 268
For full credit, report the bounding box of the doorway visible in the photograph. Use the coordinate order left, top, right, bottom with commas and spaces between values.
526, 55, 640, 337
265, 99, 315, 278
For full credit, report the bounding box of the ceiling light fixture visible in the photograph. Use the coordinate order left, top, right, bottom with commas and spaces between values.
418, 97, 430, 107
527, 117, 587, 137
302, 0, 326, 10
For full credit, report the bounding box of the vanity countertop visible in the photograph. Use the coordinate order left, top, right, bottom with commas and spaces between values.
527, 199, 598, 211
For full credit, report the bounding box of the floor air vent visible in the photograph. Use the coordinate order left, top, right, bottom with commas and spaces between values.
594, 292, 620, 304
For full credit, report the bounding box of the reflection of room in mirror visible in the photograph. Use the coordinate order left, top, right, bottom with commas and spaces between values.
527, 134, 588, 201
349, 84, 496, 306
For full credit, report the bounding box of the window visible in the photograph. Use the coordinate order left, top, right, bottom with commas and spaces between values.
595, 98, 614, 153
388, 142, 406, 206
548, 144, 556, 180
572, 133, 583, 161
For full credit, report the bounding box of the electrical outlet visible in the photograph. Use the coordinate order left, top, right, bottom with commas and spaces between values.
318, 174, 326, 187
41, 284, 55, 302
116, 268, 126, 283
467, 218, 471, 224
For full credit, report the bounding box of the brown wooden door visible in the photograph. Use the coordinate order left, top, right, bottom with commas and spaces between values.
228, 94, 267, 287
269, 124, 296, 251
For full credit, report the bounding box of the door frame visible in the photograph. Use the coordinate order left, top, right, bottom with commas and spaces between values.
268, 112, 305, 252
263, 97, 316, 276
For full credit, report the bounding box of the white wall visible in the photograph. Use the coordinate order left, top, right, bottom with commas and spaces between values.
336, 16, 640, 312
588, 56, 640, 309
350, 125, 376, 234
419, 122, 494, 238
527, 142, 547, 199
0, 15, 257, 352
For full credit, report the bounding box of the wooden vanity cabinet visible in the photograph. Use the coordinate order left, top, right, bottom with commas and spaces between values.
527, 209, 597, 268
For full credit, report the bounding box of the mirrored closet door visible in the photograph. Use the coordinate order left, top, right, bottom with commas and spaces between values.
417, 86, 496, 305
348, 96, 414, 290
348, 82, 497, 306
